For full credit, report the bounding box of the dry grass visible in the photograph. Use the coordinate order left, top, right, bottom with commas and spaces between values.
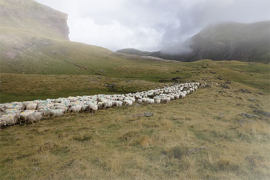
1, 82, 270, 179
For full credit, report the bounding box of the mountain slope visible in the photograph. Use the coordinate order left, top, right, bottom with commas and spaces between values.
0, 0, 135, 75
0, 0, 69, 40
117, 21, 270, 63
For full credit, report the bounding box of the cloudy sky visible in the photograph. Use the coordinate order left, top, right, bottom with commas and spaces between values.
35, 0, 270, 52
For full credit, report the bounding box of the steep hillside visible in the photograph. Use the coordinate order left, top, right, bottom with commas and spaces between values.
117, 21, 270, 63
0, 0, 134, 75
0, 0, 69, 40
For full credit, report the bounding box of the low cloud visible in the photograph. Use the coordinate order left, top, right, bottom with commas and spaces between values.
36, 0, 270, 52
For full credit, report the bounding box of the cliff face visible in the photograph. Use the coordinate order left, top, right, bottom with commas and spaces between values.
0, 0, 69, 40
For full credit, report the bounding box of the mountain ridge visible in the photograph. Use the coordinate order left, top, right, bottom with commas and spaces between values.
117, 21, 270, 63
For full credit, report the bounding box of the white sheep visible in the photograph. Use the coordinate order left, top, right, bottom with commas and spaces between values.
69, 105, 82, 113
0, 82, 201, 126
50, 109, 65, 117
26, 103, 38, 110
123, 100, 133, 106
0, 113, 20, 126
20, 110, 35, 122
137, 99, 143, 104
26, 112, 43, 123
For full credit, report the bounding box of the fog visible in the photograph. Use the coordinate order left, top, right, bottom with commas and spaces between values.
35, 0, 270, 52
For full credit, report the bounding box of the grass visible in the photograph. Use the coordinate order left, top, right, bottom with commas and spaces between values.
0, 83, 270, 179
0, 59, 270, 179
1, 59, 269, 103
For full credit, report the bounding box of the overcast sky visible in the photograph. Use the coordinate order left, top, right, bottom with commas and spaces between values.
35, 0, 270, 52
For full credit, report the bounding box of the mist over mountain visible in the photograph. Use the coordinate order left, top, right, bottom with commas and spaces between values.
117, 21, 270, 63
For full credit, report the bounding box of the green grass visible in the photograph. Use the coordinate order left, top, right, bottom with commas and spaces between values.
1, 56, 270, 179
1, 59, 270, 103
1, 83, 269, 179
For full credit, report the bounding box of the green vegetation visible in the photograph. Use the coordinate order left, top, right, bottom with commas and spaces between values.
1, 59, 269, 103
1, 58, 270, 179
1, 79, 269, 179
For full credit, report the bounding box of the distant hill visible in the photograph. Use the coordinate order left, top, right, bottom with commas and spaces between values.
117, 21, 270, 63
117, 48, 152, 56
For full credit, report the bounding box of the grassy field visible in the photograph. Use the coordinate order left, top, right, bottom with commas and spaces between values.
0, 78, 269, 179
1, 59, 269, 103
0, 59, 270, 179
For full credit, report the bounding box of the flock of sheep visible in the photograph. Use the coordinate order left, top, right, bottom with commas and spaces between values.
0, 82, 200, 127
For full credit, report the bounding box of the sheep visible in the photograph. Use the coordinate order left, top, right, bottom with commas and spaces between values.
54, 105, 69, 113
26, 112, 43, 123
137, 99, 143, 104
41, 108, 52, 117
123, 100, 133, 106
50, 109, 65, 117
20, 110, 35, 122
154, 97, 161, 104
69, 105, 82, 113
26, 103, 38, 110
4, 103, 14, 109
5, 109, 21, 115
98, 102, 104, 109
174, 94, 180, 99
115, 101, 123, 107
0, 113, 20, 126
81, 105, 90, 112
0, 82, 201, 126
89, 104, 98, 113
169, 95, 175, 100
145, 98, 154, 104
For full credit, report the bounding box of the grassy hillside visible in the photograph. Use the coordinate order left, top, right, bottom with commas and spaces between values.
1, 66, 270, 179
0, 0, 69, 40
1, 59, 269, 103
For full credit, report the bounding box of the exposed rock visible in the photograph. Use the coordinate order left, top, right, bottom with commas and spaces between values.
248, 98, 258, 102
188, 146, 207, 154
144, 112, 153, 117
220, 83, 230, 89
253, 110, 270, 117
236, 89, 252, 93
241, 113, 259, 119
32, 167, 40, 171
134, 103, 140, 107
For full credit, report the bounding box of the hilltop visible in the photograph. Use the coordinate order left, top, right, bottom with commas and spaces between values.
117, 21, 270, 63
